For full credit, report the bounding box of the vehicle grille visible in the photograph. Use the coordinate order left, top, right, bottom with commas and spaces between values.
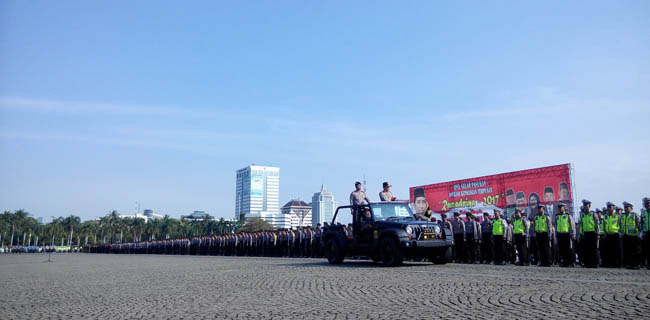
413, 226, 438, 240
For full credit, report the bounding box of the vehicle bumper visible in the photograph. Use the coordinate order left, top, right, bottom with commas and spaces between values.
400, 239, 454, 249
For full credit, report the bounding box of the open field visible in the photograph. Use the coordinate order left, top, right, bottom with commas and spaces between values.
1, 254, 649, 319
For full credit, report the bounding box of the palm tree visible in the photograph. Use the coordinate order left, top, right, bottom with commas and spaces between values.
10, 209, 29, 246
62, 215, 81, 246
160, 215, 176, 239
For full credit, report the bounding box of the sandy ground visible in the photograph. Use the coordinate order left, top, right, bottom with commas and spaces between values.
1, 253, 649, 319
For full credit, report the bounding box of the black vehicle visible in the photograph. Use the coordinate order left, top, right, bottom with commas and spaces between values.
322, 201, 454, 267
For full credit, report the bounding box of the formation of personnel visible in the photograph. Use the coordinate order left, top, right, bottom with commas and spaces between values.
437, 198, 650, 270
86, 226, 326, 258
86, 178, 650, 271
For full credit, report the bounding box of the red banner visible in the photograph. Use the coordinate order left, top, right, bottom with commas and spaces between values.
410, 164, 574, 221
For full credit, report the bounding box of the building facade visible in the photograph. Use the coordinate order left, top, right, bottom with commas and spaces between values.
311, 185, 337, 227
235, 165, 280, 222
281, 200, 312, 229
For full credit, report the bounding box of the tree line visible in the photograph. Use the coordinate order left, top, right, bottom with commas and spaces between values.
0, 210, 260, 247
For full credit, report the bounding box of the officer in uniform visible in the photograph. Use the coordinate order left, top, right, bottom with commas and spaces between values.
480, 212, 493, 264
602, 202, 621, 268
621, 202, 641, 269
452, 212, 466, 263
555, 203, 576, 267
379, 182, 395, 202
641, 197, 650, 269
580, 200, 600, 268
512, 209, 529, 266
535, 204, 552, 267
528, 214, 538, 265
492, 209, 506, 265
465, 213, 481, 264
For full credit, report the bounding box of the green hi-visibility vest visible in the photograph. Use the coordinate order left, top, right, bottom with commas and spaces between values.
623, 213, 638, 236
513, 218, 525, 234
493, 218, 504, 236
535, 215, 548, 233
582, 214, 595, 232
643, 209, 650, 232
557, 215, 569, 233
605, 214, 620, 234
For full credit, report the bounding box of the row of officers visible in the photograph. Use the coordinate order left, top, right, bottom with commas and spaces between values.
85, 198, 650, 270
442, 198, 650, 269
86, 226, 327, 259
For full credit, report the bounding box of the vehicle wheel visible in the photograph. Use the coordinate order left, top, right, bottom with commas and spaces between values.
443, 246, 452, 263
326, 239, 344, 264
380, 238, 404, 267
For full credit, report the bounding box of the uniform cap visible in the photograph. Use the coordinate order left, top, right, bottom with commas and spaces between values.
453, 212, 460, 216
623, 201, 633, 208
582, 199, 591, 205
557, 202, 566, 208
606, 202, 615, 207
643, 197, 650, 203
493, 209, 501, 213
383, 182, 391, 188
537, 204, 545, 209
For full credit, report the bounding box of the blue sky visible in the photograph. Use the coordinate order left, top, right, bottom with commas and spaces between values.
1, 1, 649, 222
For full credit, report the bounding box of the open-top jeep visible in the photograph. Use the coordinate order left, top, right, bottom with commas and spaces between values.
323, 201, 454, 267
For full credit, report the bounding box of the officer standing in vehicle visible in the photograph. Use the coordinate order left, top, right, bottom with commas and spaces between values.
379, 182, 395, 202
641, 197, 650, 269
512, 209, 529, 266
555, 203, 576, 267
535, 204, 553, 267
492, 209, 507, 265
621, 202, 641, 269
602, 202, 621, 268
452, 212, 466, 263
580, 200, 600, 268
480, 212, 493, 264
350, 182, 370, 206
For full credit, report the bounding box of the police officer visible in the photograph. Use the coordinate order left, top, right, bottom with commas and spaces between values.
621, 202, 641, 269
492, 209, 507, 265
350, 182, 370, 206
512, 209, 529, 266
555, 203, 576, 267
379, 182, 395, 202
465, 213, 481, 264
580, 200, 600, 268
641, 197, 650, 269
480, 212, 493, 264
452, 212, 466, 263
535, 204, 552, 267
602, 202, 621, 268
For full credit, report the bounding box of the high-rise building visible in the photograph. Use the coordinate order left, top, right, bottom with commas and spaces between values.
311, 185, 337, 227
235, 165, 280, 223
281, 199, 312, 229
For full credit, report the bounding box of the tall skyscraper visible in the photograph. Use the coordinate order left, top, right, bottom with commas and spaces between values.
311, 185, 337, 227
235, 165, 280, 223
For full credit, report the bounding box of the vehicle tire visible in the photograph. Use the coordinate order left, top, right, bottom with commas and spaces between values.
380, 238, 404, 267
443, 246, 452, 263
325, 239, 344, 264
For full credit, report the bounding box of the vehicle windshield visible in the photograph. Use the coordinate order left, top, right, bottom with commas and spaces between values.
371, 203, 415, 221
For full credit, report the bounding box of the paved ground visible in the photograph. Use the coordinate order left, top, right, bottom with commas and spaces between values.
1, 254, 649, 319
